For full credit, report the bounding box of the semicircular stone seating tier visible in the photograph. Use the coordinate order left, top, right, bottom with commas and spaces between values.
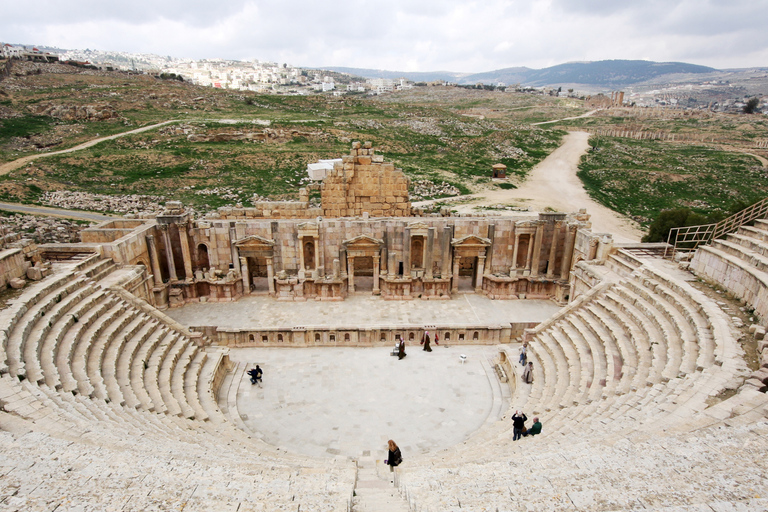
396, 249, 768, 511
2, 245, 768, 511
0, 255, 356, 511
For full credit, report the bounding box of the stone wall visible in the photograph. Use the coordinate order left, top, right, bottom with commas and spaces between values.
0, 248, 29, 289
198, 324, 527, 347
321, 142, 411, 217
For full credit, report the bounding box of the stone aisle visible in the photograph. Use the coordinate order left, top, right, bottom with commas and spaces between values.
351, 458, 410, 512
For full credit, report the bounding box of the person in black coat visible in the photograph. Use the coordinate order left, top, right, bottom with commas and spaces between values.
386, 439, 403, 470
398, 339, 407, 360
247, 365, 263, 385
421, 331, 432, 352
511, 410, 527, 441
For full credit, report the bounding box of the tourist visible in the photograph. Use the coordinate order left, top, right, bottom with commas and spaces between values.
434, 332, 439, 346
385, 439, 403, 470
519, 342, 528, 366
421, 330, 432, 352
398, 339, 407, 360
247, 365, 263, 385
511, 410, 527, 441
522, 361, 534, 384
523, 417, 542, 437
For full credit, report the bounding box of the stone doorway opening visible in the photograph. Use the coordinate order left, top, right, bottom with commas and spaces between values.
248, 256, 270, 293
354, 256, 374, 292
458, 256, 476, 292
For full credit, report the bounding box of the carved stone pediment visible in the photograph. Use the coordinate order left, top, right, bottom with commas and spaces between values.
451, 235, 491, 248
297, 222, 319, 238
407, 221, 430, 237
235, 235, 275, 257
235, 235, 275, 249
342, 235, 383, 257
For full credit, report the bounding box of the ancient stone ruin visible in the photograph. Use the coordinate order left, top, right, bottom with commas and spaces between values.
1, 141, 767, 510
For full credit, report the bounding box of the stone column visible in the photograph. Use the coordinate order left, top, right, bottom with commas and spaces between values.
546, 222, 561, 278
531, 222, 544, 277
313, 236, 320, 270
475, 254, 486, 292
340, 248, 348, 279
146, 235, 163, 287
266, 256, 275, 295
298, 237, 306, 271
451, 254, 461, 293
388, 251, 397, 279
441, 226, 452, 278
162, 225, 177, 281
403, 228, 411, 278
511, 232, 520, 273
332, 258, 341, 279
560, 225, 577, 280
240, 257, 250, 292
425, 227, 435, 279
178, 223, 194, 281
229, 227, 239, 270
381, 231, 389, 276
485, 224, 495, 275
372, 254, 380, 295
525, 234, 535, 272
347, 256, 355, 292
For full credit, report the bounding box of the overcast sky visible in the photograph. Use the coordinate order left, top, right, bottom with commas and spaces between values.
3, 0, 767, 72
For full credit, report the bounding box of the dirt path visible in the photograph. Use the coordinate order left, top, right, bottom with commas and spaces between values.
531, 109, 601, 126
414, 131, 644, 243
0, 201, 114, 222
0, 120, 179, 176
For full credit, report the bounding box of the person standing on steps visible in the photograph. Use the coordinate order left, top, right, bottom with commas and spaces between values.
519, 342, 528, 367
522, 361, 534, 384
385, 439, 403, 471
421, 330, 432, 352
512, 410, 528, 441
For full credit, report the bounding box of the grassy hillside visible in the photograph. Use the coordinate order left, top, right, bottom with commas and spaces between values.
0, 61, 566, 212
578, 137, 768, 226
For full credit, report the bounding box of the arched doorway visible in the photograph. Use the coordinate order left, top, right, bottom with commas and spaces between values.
303, 240, 315, 270
196, 244, 210, 270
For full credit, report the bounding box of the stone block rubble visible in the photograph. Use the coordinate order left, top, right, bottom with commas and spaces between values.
40, 191, 166, 216
0, 213, 89, 244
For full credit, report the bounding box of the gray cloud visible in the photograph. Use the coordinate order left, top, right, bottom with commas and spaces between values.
2, 0, 767, 71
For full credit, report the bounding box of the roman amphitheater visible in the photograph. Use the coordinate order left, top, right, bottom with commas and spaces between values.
1, 141, 768, 512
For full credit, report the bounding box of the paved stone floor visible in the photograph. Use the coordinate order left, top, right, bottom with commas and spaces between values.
229, 345, 505, 461
166, 293, 561, 329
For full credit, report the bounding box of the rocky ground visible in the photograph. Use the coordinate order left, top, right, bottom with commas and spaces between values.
39, 191, 167, 216
0, 213, 90, 244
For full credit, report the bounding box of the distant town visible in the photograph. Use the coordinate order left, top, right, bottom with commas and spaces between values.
2, 42, 765, 114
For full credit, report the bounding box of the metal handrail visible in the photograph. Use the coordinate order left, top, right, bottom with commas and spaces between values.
666, 197, 768, 257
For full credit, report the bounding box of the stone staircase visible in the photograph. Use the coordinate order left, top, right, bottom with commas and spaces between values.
395, 249, 767, 510
3, 236, 768, 511
351, 458, 411, 512
0, 255, 356, 511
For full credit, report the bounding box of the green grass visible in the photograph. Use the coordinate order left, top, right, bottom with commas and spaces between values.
577, 136, 768, 226
0, 115, 55, 140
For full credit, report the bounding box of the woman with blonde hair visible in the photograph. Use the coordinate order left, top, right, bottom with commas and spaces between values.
385, 439, 403, 469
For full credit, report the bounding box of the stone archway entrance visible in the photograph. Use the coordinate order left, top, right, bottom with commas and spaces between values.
235, 235, 276, 296
450, 235, 491, 294
342, 235, 383, 295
